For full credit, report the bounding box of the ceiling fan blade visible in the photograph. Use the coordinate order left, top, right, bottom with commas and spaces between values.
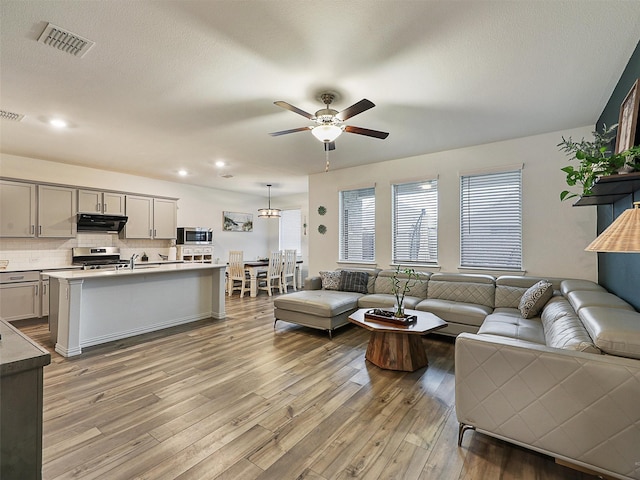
324, 141, 336, 151
336, 99, 375, 121
269, 126, 311, 137
344, 125, 389, 139
274, 101, 315, 120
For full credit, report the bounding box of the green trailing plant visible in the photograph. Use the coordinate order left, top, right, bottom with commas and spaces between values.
390, 265, 421, 317
558, 124, 640, 201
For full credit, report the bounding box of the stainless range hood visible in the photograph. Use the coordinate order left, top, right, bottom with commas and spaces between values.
77, 213, 128, 233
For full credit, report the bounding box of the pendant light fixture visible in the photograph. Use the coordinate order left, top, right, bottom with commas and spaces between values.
585, 201, 640, 252
258, 184, 281, 218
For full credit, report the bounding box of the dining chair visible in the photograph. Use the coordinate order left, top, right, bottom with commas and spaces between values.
227, 250, 249, 297
257, 251, 283, 296
281, 249, 297, 292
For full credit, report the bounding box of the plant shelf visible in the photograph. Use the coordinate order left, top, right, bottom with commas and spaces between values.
573, 172, 640, 206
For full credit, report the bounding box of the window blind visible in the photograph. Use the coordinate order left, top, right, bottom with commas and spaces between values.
339, 187, 375, 261
460, 169, 522, 269
392, 179, 438, 264
279, 209, 301, 253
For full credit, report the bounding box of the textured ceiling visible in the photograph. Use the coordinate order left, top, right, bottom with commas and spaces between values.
1, 1, 639, 198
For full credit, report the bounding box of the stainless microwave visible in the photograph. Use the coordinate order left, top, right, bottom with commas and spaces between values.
176, 227, 213, 245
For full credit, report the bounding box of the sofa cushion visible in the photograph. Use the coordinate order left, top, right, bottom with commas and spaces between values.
579, 307, 640, 359
478, 312, 546, 344
357, 294, 422, 310
338, 267, 380, 293
416, 298, 492, 327
541, 311, 600, 354
566, 290, 634, 313
319, 271, 342, 290
373, 270, 430, 298
274, 290, 361, 317
518, 280, 553, 319
560, 279, 606, 297
427, 273, 495, 308
339, 270, 369, 294
495, 276, 557, 308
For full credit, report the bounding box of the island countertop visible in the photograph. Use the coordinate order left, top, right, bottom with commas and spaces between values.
47, 262, 226, 280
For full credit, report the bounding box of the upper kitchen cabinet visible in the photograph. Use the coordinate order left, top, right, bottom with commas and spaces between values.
78, 190, 125, 215
123, 195, 176, 239
153, 198, 177, 239
37, 185, 77, 237
0, 180, 36, 237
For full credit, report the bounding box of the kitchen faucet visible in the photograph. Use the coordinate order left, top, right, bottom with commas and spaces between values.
129, 253, 139, 269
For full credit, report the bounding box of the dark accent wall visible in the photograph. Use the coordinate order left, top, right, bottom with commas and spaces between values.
595, 40, 640, 311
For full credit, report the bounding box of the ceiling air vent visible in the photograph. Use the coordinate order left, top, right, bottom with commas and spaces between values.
37, 23, 95, 58
0, 110, 24, 121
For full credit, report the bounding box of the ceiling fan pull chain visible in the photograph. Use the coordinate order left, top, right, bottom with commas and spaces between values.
325, 149, 330, 172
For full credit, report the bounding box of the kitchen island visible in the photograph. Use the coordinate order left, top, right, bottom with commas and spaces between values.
47, 263, 226, 357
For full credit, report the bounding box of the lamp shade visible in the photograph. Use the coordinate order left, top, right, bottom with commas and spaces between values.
585, 202, 640, 252
311, 124, 343, 143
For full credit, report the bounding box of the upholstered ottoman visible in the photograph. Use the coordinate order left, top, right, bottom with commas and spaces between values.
274, 290, 363, 338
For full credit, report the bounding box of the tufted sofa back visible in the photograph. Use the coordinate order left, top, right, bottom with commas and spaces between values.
374, 270, 431, 297
427, 273, 495, 308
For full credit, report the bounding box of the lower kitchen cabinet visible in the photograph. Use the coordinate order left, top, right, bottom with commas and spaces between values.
0, 272, 40, 322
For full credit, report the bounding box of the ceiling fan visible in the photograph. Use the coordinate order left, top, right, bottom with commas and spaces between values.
269, 93, 389, 151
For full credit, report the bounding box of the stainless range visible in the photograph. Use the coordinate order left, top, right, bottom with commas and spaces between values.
72, 247, 129, 270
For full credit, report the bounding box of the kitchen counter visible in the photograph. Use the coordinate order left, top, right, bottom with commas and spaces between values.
1, 320, 50, 479
48, 263, 226, 357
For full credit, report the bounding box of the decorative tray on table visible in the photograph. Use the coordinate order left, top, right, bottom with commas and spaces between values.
364, 309, 417, 326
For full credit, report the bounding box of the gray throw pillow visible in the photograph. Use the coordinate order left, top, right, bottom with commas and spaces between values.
519, 280, 553, 319
340, 271, 369, 294
319, 271, 342, 290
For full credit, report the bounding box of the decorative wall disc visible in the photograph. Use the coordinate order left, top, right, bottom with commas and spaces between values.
317, 206, 327, 215
318, 224, 327, 234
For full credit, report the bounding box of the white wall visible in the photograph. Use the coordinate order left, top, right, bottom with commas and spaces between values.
0, 154, 288, 264
308, 127, 598, 281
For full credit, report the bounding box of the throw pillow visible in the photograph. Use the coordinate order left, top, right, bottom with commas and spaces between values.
519, 280, 553, 319
339, 270, 369, 294
319, 271, 342, 290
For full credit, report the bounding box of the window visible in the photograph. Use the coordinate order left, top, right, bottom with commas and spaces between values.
460, 169, 522, 269
279, 208, 301, 254
339, 187, 375, 262
392, 179, 438, 264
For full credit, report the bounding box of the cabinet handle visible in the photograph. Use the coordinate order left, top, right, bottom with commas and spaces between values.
39, 225, 42, 235
104, 202, 107, 212
149, 229, 152, 237
154, 229, 157, 237
43, 284, 47, 295
9, 276, 25, 280
97, 203, 101, 212
31, 225, 35, 235
35, 285, 39, 296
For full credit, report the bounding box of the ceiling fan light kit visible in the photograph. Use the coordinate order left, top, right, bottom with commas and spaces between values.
269, 92, 389, 150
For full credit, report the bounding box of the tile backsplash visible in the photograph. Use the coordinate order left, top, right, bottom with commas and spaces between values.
0, 234, 175, 270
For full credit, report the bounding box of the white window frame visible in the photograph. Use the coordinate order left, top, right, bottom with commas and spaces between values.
279, 208, 302, 255
460, 167, 522, 270
392, 179, 438, 265
339, 186, 376, 262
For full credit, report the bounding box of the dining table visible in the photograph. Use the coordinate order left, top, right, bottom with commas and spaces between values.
243, 259, 302, 297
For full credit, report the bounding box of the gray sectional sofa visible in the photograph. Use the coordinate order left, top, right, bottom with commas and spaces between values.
273, 268, 640, 480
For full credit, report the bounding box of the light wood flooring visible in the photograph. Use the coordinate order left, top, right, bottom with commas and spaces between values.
17, 293, 596, 480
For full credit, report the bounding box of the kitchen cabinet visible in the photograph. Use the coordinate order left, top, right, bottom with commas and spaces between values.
178, 245, 213, 263
41, 277, 49, 318
123, 195, 176, 239
37, 185, 76, 237
153, 198, 177, 239
0, 180, 36, 237
78, 189, 125, 215
0, 271, 40, 322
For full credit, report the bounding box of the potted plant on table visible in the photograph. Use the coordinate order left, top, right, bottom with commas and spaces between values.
390, 265, 421, 318
558, 124, 640, 201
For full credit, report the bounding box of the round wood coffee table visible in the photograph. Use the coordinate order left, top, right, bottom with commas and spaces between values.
348, 308, 447, 372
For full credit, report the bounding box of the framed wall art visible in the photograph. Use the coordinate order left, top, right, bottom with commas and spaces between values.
615, 77, 640, 153
223, 211, 253, 232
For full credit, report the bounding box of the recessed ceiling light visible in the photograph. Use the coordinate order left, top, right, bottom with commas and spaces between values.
215, 160, 225, 168
178, 169, 188, 176
49, 118, 67, 128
